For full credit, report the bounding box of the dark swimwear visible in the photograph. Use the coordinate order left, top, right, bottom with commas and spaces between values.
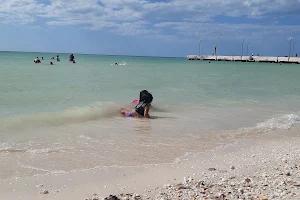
135, 102, 149, 116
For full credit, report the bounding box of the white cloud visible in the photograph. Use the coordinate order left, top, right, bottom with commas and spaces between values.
0, 0, 45, 23
0, 0, 300, 39
31, 25, 41, 29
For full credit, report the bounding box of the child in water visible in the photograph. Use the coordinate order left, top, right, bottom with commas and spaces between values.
121, 90, 153, 118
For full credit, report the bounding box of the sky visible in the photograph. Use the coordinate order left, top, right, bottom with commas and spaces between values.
0, 0, 300, 57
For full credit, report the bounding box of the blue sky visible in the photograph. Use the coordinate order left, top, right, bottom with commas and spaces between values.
0, 0, 300, 57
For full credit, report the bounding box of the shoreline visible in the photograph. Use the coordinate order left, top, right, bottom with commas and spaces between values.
1, 129, 299, 200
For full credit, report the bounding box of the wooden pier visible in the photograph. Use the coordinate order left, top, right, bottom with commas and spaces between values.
186, 55, 300, 64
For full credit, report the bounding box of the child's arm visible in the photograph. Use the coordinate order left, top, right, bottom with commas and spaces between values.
144, 106, 151, 118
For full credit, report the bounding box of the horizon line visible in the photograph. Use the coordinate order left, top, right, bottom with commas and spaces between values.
0, 50, 185, 59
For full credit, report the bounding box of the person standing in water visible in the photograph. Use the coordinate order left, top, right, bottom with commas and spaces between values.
69, 54, 75, 61
56, 55, 60, 61
33, 57, 41, 63
121, 91, 153, 118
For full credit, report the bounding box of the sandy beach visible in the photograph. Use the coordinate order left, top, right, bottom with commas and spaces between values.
1, 127, 299, 200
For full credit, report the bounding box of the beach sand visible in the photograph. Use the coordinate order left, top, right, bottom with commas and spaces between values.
1, 128, 299, 200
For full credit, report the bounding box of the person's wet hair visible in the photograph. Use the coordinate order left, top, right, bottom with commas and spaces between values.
139, 90, 148, 101
140, 92, 153, 104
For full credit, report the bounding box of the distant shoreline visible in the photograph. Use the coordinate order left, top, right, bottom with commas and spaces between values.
0, 50, 184, 59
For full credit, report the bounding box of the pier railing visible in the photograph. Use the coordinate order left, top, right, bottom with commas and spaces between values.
186, 55, 300, 64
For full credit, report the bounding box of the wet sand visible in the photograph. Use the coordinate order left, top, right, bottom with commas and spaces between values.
0, 128, 299, 200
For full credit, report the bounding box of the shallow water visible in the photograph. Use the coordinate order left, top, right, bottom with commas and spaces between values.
1, 51, 300, 180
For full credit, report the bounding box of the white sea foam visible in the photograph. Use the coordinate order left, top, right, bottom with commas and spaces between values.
26, 147, 73, 154
255, 113, 300, 132
110, 61, 126, 66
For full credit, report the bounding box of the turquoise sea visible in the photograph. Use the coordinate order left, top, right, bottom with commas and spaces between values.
1, 51, 300, 180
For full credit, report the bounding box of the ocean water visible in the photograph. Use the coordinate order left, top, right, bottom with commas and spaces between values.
1, 51, 300, 180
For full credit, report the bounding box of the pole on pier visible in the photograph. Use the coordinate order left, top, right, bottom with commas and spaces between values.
292, 41, 296, 57
247, 42, 249, 56
214, 45, 217, 60
198, 40, 202, 56
241, 39, 244, 59
289, 38, 293, 57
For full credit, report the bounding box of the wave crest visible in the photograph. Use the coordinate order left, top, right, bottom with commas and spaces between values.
1, 102, 121, 131
255, 114, 300, 133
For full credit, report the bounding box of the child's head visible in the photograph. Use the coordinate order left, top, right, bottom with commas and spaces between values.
139, 90, 148, 101
146, 92, 153, 104
140, 92, 153, 104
